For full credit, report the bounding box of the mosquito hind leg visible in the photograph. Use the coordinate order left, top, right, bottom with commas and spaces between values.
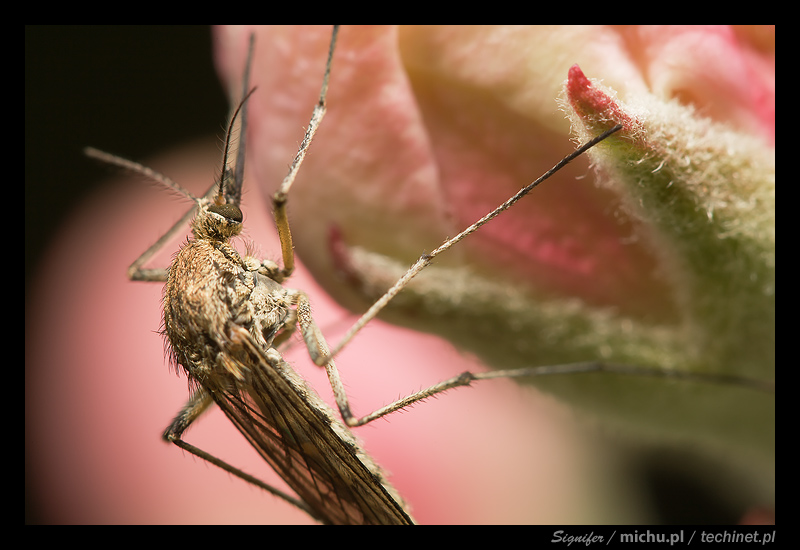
331, 360, 775, 428
162, 386, 321, 522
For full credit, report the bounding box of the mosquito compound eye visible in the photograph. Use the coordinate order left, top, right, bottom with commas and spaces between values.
208, 204, 243, 224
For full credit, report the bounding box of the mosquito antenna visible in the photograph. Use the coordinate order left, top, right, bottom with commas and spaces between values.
234, 34, 256, 200
218, 33, 257, 206
217, 87, 257, 202
84, 146, 196, 201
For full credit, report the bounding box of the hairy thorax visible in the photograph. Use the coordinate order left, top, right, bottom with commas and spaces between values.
164, 238, 292, 380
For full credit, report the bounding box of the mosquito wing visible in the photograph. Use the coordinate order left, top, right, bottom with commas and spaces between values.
202, 333, 415, 525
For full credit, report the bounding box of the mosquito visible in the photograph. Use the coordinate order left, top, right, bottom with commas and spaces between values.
82, 25, 700, 524
87, 26, 416, 525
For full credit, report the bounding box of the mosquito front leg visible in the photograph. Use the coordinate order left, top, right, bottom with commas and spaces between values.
125, 198, 199, 282
271, 26, 339, 281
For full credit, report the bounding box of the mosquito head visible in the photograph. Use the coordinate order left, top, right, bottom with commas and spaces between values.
190, 199, 244, 241
184, 36, 257, 244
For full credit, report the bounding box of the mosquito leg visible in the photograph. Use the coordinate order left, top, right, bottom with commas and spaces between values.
162, 386, 215, 441
287, 302, 774, 428
340, 364, 619, 427
272, 25, 339, 281
125, 180, 219, 282
287, 289, 360, 426
126, 198, 198, 282
317, 124, 625, 365
83, 147, 224, 282
162, 386, 321, 521
345, 361, 774, 427
285, 292, 631, 428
